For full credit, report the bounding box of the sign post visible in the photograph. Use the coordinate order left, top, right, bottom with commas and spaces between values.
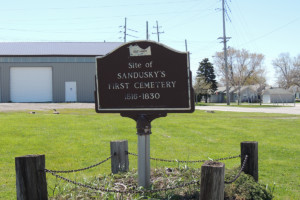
95, 40, 194, 188
136, 115, 151, 187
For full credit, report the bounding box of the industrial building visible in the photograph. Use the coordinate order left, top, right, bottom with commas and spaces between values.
0, 42, 122, 103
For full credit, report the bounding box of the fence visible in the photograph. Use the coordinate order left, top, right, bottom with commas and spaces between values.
15, 141, 258, 200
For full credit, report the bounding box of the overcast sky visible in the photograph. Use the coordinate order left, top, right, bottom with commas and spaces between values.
1, 0, 299, 86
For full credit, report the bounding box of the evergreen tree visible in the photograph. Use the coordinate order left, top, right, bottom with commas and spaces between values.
195, 58, 218, 103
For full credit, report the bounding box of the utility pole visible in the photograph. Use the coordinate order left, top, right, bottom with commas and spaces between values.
124, 17, 127, 42
120, 18, 138, 42
152, 21, 164, 42
218, 0, 231, 105
185, 39, 188, 52
146, 21, 149, 40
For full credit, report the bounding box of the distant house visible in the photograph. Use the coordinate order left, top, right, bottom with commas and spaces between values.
209, 86, 226, 103
262, 88, 294, 103
289, 85, 300, 99
209, 85, 264, 103
233, 85, 263, 103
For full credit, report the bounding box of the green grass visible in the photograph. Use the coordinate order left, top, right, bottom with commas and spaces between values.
0, 109, 299, 199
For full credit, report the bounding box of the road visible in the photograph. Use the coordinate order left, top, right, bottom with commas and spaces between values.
196, 104, 300, 115
1, 103, 300, 115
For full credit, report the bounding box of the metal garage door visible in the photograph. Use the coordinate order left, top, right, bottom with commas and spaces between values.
10, 67, 53, 102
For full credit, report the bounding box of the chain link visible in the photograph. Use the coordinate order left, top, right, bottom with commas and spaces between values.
213, 155, 241, 162
127, 151, 240, 163
45, 169, 200, 194
45, 155, 112, 173
45, 152, 245, 194
225, 155, 248, 184
45, 169, 128, 193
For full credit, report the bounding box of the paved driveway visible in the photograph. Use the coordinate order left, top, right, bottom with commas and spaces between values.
196, 104, 300, 115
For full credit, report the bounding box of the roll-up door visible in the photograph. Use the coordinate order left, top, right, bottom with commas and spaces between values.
10, 67, 52, 102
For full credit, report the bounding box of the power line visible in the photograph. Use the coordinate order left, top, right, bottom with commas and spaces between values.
238, 17, 300, 47
0, 0, 201, 12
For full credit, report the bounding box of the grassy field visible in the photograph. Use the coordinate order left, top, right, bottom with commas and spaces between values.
0, 109, 299, 199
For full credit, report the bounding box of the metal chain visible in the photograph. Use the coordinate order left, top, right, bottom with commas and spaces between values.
225, 155, 248, 184
44, 152, 246, 194
45, 169, 200, 194
45, 155, 112, 173
213, 155, 241, 162
127, 151, 240, 163
45, 169, 127, 193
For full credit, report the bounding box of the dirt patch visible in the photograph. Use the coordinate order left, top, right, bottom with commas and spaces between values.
0, 103, 95, 112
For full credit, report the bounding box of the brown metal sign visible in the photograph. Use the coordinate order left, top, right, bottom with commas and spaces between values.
95, 40, 194, 113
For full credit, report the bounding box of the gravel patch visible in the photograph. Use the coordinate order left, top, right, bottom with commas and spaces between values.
0, 103, 95, 112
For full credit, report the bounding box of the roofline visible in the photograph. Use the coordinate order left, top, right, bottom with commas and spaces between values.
0, 55, 101, 57
0, 41, 121, 43
0, 42, 123, 56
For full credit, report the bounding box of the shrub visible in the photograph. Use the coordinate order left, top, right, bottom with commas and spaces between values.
225, 167, 273, 200
50, 166, 274, 199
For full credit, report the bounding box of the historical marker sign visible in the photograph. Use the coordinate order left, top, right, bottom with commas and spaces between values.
95, 40, 194, 113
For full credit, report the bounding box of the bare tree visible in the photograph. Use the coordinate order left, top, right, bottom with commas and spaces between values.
273, 53, 293, 88
292, 55, 300, 87
273, 53, 300, 88
214, 48, 265, 104
193, 76, 212, 103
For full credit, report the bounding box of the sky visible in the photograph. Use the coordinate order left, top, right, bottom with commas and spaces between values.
1, 0, 300, 86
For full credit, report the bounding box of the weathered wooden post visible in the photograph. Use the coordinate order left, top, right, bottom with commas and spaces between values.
110, 140, 129, 174
15, 155, 48, 200
199, 161, 225, 200
241, 141, 258, 182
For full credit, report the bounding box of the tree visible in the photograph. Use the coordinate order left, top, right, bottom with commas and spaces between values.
195, 58, 217, 103
273, 53, 300, 88
193, 76, 212, 103
294, 55, 300, 86
214, 48, 265, 104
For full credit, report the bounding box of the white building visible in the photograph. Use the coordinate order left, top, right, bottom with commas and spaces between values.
262, 88, 294, 103
289, 85, 300, 99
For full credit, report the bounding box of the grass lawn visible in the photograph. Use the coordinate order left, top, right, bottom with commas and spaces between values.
0, 109, 299, 199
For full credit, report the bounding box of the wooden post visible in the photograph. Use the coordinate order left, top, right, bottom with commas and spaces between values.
110, 140, 129, 174
199, 161, 225, 200
15, 155, 48, 200
241, 141, 258, 182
